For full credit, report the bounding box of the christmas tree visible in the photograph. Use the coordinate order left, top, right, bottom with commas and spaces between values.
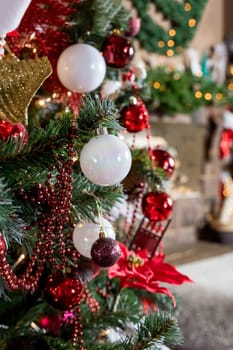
0, 1, 192, 349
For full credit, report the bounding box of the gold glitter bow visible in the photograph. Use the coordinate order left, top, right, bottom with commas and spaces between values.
0, 55, 52, 123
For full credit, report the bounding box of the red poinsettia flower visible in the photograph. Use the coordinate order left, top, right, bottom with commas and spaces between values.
108, 242, 192, 305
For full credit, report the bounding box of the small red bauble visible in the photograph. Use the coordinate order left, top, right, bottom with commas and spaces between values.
91, 237, 121, 268
102, 35, 135, 69
125, 17, 141, 37
142, 191, 173, 222
120, 100, 149, 133
39, 313, 62, 335
44, 273, 83, 311
152, 149, 175, 178
0, 119, 28, 143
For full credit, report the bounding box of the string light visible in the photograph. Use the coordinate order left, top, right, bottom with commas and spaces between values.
188, 18, 196, 27
158, 40, 165, 48
204, 92, 212, 101
37, 99, 46, 107
216, 92, 223, 100
167, 40, 175, 47
153, 81, 161, 89
12, 254, 26, 270
228, 82, 233, 90
184, 3, 192, 11
195, 91, 202, 99
169, 29, 176, 37
167, 49, 174, 57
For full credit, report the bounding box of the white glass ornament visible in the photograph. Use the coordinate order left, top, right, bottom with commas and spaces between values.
0, 0, 31, 36
57, 43, 106, 93
101, 79, 121, 98
73, 217, 115, 258
80, 133, 132, 186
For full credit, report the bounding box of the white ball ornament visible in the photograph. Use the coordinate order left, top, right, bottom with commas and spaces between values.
73, 218, 115, 258
80, 133, 132, 186
57, 43, 106, 93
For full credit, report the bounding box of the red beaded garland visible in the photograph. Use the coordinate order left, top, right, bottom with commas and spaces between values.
151, 149, 175, 178
102, 35, 135, 69
142, 191, 173, 222
120, 100, 149, 133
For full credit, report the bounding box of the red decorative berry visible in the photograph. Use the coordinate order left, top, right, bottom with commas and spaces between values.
152, 149, 175, 178
102, 35, 134, 69
91, 237, 121, 267
0, 119, 28, 143
44, 273, 83, 311
142, 191, 173, 221
121, 100, 149, 133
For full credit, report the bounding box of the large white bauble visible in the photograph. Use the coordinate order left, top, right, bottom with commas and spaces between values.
80, 134, 132, 186
57, 43, 106, 93
0, 0, 31, 35
73, 217, 115, 258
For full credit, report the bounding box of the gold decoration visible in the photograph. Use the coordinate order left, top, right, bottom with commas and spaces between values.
0, 55, 52, 123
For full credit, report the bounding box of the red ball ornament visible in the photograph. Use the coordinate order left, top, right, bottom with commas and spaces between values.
39, 313, 62, 335
120, 99, 149, 133
102, 35, 135, 69
142, 191, 173, 222
0, 119, 28, 143
91, 237, 121, 268
152, 149, 175, 178
44, 273, 83, 311
125, 17, 141, 37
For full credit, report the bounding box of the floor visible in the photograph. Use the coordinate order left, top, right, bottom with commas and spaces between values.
166, 242, 233, 350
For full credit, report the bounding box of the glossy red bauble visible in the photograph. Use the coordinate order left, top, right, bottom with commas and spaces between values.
102, 35, 135, 69
142, 191, 173, 222
0, 119, 28, 143
44, 273, 83, 311
39, 313, 62, 335
120, 100, 149, 133
91, 237, 121, 268
152, 149, 175, 178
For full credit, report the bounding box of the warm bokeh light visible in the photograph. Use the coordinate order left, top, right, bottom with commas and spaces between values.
167, 49, 174, 57
169, 29, 176, 37
204, 92, 212, 101
168, 40, 175, 47
158, 40, 165, 48
153, 81, 161, 89
228, 82, 233, 90
216, 92, 223, 100
188, 18, 196, 27
184, 2, 192, 11
195, 91, 202, 99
